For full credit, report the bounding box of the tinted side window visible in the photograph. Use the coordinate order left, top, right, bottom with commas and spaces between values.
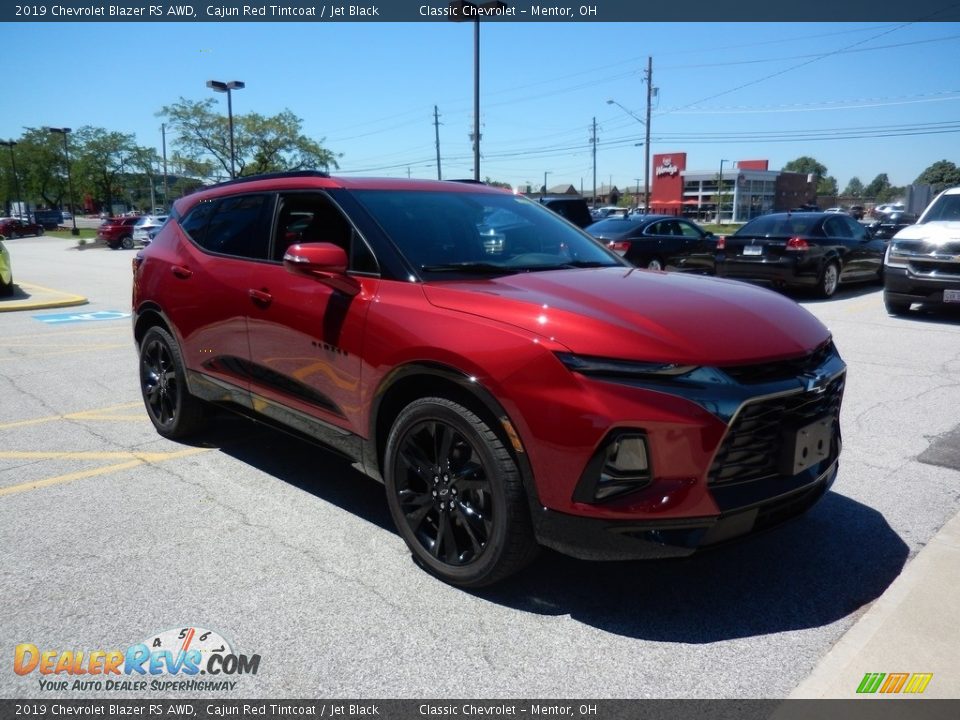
824, 217, 852, 239
274, 192, 379, 274
677, 221, 702, 238
179, 199, 218, 246
843, 216, 867, 240
201, 194, 272, 260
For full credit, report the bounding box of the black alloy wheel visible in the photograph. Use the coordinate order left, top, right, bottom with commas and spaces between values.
138, 326, 205, 439
384, 397, 537, 587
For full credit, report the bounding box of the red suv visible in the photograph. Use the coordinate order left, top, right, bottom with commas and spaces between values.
98, 216, 140, 249
132, 172, 846, 587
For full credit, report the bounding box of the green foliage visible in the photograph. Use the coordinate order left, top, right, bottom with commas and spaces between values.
843, 177, 865, 197
158, 98, 339, 179
914, 160, 960, 194
817, 175, 838, 196
783, 156, 828, 178
483, 177, 512, 190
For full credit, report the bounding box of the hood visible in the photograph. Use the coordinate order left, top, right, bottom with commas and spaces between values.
893, 220, 960, 243
423, 267, 830, 366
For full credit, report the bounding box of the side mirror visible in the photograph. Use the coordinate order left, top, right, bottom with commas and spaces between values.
283, 242, 360, 297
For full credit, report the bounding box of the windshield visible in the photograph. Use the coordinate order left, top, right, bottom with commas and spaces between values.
353, 189, 624, 278
919, 193, 960, 223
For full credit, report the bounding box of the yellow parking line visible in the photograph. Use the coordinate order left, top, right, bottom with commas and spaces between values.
0, 447, 209, 498
0, 343, 128, 361
4, 326, 128, 342
0, 401, 143, 430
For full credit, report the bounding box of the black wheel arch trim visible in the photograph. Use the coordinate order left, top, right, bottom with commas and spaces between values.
364, 361, 543, 509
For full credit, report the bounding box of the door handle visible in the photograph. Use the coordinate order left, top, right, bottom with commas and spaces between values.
248, 288, 273, 306
171, 265, 193, 279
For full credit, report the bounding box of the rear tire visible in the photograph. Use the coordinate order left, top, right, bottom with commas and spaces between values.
138, 326, 206, 439
0, 274, 13, 297
817, 261, 840, 298
121, 235, 134, 250
384, 397, 538, 587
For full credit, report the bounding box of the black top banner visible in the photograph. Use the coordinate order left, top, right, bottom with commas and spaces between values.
4, 0, 960, 22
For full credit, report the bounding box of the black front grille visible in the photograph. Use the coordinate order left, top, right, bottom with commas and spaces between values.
909, 261, 960, 276
708, 376, 844, 487
719, 341, 836, 385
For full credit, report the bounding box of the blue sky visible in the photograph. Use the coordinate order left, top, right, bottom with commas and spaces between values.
4, 21, 960, 192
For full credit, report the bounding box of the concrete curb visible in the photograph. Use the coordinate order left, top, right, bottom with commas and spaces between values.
790, 510, 960, 698
0, 282, 89, 313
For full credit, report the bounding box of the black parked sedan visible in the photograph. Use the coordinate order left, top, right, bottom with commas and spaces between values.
585, 215, 717, 273
715, 212, 886, 298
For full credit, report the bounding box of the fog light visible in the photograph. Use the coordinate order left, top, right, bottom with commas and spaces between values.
594, 434, 651, 500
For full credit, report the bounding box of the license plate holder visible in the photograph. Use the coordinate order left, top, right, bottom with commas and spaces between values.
743, 245, 763, 256
944, 289, 960, 303
780, 416, 834, 476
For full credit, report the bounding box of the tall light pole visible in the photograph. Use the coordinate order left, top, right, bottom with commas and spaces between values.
161, 123, 169, 209
206, 79, 245, 179
449, 1, 506, 182
0, 140, 22, 220
607, 98, 650, 211
543, 171, 550, 196
46, 127, 79, 236
716, 159, 729, 224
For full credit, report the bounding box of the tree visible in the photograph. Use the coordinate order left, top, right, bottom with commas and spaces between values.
915, 160, 960, 194
864, 173, 891, 199
483, 177, 512, 190
843, 177, 865, 198
783, 156, 828, 178
818, 175, 838, 196
13, 128, 70, 209
158, 98, 339, 179
72, 127, 139, 211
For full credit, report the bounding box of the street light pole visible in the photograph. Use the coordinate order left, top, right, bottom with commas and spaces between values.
161, 123, 169, 209
0, 141, 22, 220
46, 127, 79, 236
206, 79, 245, 179
449, 1, 506, 182
716, 159, 729, 224
607, 98, 649, 211
543, 171, 549, 196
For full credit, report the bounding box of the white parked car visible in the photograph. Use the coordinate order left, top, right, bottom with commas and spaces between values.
132, 215, 168, 246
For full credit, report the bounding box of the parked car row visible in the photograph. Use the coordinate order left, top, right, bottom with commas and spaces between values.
0, 217, 44, 238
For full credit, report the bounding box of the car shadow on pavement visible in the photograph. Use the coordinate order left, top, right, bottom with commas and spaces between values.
197, 411, 395, 534
198, 412, 908, 643
476, 492, 908, 642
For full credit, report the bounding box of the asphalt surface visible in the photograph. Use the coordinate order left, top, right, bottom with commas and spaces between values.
1, 234, 958, 700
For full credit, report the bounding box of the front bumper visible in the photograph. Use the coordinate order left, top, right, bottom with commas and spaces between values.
884, 265, 960, 306
533, 459, 838, 560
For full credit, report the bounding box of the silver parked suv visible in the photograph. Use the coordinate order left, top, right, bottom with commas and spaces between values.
883, 187, 960, 315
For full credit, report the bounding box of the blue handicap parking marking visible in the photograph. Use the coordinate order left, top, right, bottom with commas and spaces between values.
34, 310, 132, 324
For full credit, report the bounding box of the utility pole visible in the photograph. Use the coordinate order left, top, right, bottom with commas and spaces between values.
590, 117, 597, 208
644, 56, 652, 212
161, 123, 169, 210
434, 105, 442, 181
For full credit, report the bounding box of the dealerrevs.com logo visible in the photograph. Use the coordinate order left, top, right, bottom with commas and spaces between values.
14, 627, 260, 692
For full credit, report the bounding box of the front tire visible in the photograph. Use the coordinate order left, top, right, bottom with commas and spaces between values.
646, 258, 664, 271
384, 397, 538, 587
0, 273, 13, 297
884, 296, 911, 316
138, 326, 205, 439
817, 261, 840, 298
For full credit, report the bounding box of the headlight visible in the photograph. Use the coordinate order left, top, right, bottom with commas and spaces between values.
885, 242, 908, 269
556, 352, 696, 378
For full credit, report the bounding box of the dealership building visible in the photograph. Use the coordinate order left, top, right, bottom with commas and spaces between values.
648, 153, 817, 223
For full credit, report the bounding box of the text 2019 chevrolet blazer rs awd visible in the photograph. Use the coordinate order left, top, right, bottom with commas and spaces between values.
132, 173, 846, 587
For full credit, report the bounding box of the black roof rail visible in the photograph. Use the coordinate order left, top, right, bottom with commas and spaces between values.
448, 178, 487, 184
207, 170, 331, 189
